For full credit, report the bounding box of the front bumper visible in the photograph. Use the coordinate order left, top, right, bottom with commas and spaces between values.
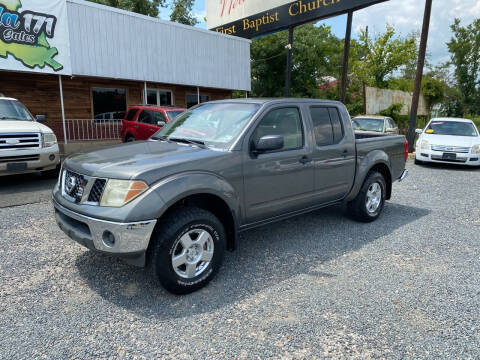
0, 145, 60, 176
53, 197, 157, 266
415, 149, 480, 166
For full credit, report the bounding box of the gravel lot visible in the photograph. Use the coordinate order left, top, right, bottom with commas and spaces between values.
0, 163, 479, 359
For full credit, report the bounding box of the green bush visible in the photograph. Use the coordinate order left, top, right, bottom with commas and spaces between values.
377, 103, 428, 134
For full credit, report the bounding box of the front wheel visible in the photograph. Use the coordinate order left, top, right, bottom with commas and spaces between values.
348, 171, 386, 223
149, 207, 226, 294
414, 157, 424, 165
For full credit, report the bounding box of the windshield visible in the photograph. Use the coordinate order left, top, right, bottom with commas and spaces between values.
0, 99, 34, 121
425, 121, 478, 137
166, 110, 185, 121
152, 103, 260, 147
352, 118, 384, 132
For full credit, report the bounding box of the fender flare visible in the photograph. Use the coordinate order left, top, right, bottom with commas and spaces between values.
346, 150, 392, 202
149, 171, 241, 228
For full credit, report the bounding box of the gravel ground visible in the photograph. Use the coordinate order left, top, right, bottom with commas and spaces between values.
0, 163, 479, 359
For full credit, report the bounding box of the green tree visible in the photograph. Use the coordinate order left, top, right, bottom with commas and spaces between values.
352, 25, 418, 88
421, 75, 445, 116
87, 0, 165, 17
447, 18, 480, 115
250, 24, 343, 98
170, 0, 198, 26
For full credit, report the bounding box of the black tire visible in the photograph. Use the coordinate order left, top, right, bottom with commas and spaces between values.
125, 135, 135, 142
348, 171, 386, 223
414, 158, 423, 165
148, 207, 226, 295
41, 164, 60, 178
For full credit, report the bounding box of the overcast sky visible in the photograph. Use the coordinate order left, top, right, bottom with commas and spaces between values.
159, 0, 480, 65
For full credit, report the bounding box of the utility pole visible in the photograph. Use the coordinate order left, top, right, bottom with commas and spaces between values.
340, 11, 353, 103
285, 27, 294, 97
408, 0, 432, 152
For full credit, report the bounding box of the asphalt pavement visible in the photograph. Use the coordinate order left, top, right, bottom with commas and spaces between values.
0, 163, 479, 359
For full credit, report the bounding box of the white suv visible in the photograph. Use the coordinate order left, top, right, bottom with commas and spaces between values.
0, 97, 60, 176
415, 117, 480, 167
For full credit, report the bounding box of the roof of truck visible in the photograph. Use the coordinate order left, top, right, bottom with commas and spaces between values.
209, 98, 344, 105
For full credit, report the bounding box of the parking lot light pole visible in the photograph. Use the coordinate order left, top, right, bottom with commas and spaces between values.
408, 0, 433, 153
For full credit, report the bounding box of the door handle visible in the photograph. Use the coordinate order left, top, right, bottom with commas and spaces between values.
134, 125, 139, 129
150, 128, 156, 132
299, 155, 312, 165
342, 149, 348, 157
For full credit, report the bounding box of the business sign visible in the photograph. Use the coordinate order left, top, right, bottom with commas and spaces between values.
0, 0, 72, 74
207, 0, 389, 39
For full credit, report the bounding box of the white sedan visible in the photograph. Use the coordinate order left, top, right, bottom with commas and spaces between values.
415, 118, 480, 166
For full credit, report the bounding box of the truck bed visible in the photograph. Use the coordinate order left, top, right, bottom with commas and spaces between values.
355, 133, 407, 182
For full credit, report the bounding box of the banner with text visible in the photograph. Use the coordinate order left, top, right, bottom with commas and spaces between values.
0, 0, 72, 74
207, 0, 389, 39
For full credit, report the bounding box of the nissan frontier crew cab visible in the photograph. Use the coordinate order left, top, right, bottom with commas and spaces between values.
52, 99, 408, 294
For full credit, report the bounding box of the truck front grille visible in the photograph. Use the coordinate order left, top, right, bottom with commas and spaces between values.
0, 154, 40, 163
62, 170, 107, 205
0, 133, 41, 150
88, 179, 107, 203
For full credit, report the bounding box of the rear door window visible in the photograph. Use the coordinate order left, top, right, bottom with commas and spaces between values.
125, 109, 138, 121
310, 107, 334, 146
310, 107, 344, 146
138, 110, 154, 125
328, 108, 344, 143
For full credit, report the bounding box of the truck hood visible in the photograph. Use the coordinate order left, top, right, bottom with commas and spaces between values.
422, 134, 480, 148
0, 120, 54, 133
64, 140, 230, 184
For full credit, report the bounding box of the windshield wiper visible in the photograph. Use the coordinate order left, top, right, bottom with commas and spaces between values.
169, 137, 207, 149
0, 116, 26, 121
150, 135, 171, 142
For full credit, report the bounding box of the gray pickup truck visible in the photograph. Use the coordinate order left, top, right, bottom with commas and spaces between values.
52, 99, 408, 294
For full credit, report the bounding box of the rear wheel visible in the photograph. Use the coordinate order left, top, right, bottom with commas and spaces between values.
348, 171, 386, 223
149, 207, 226, 294
125, 134, 135, 142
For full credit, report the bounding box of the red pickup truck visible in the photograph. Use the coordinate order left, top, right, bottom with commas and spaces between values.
121, 105, 185, 142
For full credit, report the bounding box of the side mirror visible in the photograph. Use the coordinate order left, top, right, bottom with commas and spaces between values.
157, 121, 166, 127
254, 135, 284, 153
36, 115, 46, 123
415, 129, 423, 134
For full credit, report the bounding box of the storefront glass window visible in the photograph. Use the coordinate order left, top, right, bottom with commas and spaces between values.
186, 94, 209, 108
147, 89, 173, 106
92, 87, 127, 120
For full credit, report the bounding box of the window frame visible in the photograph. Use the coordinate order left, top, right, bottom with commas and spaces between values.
309, 106, 345, 147
146, 88, 174, 106
250, 106, 305, 154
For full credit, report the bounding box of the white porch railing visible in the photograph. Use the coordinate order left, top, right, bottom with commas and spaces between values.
65, 119, 122, 141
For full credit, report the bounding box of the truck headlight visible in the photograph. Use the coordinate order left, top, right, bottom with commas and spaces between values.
43, 133, 57, 148
472, 144, 480, 154
420, 140, 430, 150
100, 179, 148, 207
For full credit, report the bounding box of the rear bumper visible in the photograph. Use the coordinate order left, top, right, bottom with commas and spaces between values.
398, 169, 408, 182
52, 197, 157, 267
